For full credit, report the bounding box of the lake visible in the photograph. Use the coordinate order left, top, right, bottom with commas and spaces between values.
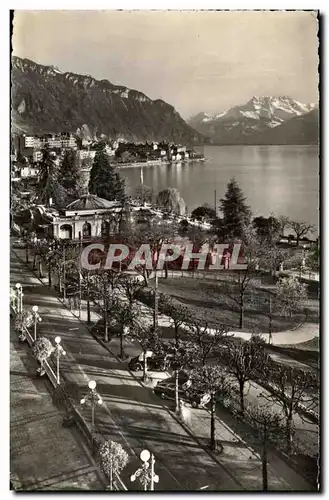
119, 145, 319, 233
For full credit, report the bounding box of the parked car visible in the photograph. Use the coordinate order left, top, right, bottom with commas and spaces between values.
162, 370, 192, 390
154, 379, 210, 408
128, 351, 173, 372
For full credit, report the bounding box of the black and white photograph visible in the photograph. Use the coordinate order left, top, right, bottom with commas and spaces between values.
9, 8, 320, 493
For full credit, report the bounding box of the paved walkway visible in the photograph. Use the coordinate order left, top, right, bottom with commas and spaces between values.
10, 317, 105, 491
11, 247, 316, 491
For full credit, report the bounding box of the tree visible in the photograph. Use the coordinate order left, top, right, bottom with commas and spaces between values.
58, 149, 81, 194
306, 246, 320, 273
134, 184, 154, 205
289, 220, 315, 247
158, 298, 193, 411
89, 270, 122, 342
191, 204, 216, 222
242, 403, 285, 490
160, 297, 190, 345
258, 240, 285, 278
276, 276, 307, 318
252, 216, 281, 243
161, 339, 195, 412
89, 149, 125, 202
190, 365, 231, 451
219, 178, 252, 239
156, 188, 186, 215
220, 225, 261, 328
261, 364, 319, 454
120, 275, 146, 310
185, 314, 228, 366
129, 325, 163, 382
98, 440, 129, 491
14, 310, 34, 342
277, 215, 291, 237
111, 300, 137, 359
37, 145, 69, 207
219, 336, 269, 415
32, 337, 54, 376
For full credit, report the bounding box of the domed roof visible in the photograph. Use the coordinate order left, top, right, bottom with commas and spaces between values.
66, 194, 119, 211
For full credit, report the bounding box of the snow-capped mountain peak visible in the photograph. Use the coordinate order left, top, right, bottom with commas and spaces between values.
187, 95, 318, 145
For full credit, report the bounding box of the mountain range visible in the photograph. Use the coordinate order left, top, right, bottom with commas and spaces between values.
11, 57, 318, 146
11, 56, 204, 145
188, 96, 319, 145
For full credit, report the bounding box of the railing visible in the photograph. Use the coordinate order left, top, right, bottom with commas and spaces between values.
11, 303, 128, 490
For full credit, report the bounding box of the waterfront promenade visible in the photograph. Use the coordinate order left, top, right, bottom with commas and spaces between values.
10, 245, 316, 491
10, 317, 105, 491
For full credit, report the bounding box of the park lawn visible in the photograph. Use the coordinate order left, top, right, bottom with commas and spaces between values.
157, 275, 319, 333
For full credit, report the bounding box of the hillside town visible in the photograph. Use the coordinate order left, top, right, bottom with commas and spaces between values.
11, 133, 205, 182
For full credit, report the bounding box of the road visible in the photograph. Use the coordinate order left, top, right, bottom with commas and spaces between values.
10, 246, 316, 491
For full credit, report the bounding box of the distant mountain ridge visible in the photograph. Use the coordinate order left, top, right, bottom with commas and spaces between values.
188, 96, 319, 145
11, 56, 205, 145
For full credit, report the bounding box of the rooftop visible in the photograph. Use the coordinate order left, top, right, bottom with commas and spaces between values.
66, 194, 121, 211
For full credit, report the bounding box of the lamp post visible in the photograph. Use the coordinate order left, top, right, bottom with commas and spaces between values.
130, 449, 159, 491
15, 283, 23, 316
32, 305, 42, 342
54, 336, 66, 384
80, 380, 102, 432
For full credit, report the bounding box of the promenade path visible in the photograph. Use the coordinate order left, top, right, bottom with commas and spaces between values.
10, 247, 316, 491
10, 318, 104, 491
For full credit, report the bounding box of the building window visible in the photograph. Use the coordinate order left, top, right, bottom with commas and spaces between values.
101, 220, 109, 238
60, 224, 72, 240
82, 222, 91, 238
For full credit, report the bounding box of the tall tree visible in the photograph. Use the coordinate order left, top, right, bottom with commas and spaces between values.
38, 145, 68, 207
219, 178, 252, 239
185, 314, 228, 366
219, 336, 269, 415
242, 403, 286, 491
261, 364, 319, 454
58, 149, 81, 194
289, 220, 315, 247
191, 365, 231, 451
220, 225, 262, 329
89, 149, 125, 201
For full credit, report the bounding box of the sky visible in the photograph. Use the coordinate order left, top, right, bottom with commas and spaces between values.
12, 10, 319, 119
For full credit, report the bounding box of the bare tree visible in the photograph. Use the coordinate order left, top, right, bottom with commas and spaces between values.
185, 314, 228, 366
221, 225, 262, 329
190, 365, 231, 451
261, 364, 319, 454
219, 336, 269, 415
160, 296, 191, 345
289, 220, 315, 247
242, 403, 286, 490
129, 325, 163, 382
89, 270, 122, 341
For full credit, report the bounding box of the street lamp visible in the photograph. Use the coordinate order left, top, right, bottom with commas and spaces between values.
15, 283, 23, 316
130, 449, 159, 491
80, 380, 102, 432
54, 336, 66, 384
32, 305, 42, 342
